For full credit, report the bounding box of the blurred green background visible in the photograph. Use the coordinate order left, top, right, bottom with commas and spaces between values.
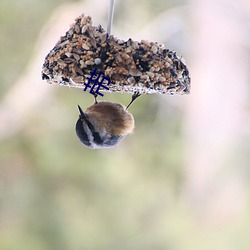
1, 0, 250, 250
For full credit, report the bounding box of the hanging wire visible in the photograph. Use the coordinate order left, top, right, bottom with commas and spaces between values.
107, 0, 115, 34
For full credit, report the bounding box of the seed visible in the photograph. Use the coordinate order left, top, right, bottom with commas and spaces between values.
72, 48, 85, 55
82, 43, 90, 50
85, 60, 94, 65
125, 47, 132, 53
71, 76, 84, 83
80, 17, 87, 26
129, 68, 142, 77
124, 54, 130, 60
63, 58, 75, 64
118, 39, 125, 45
147, 72, 154, 78
149, 67, 155, 72
100, 33, 107, 43
68, 29, 74, 36
75, 24, 80, 34
59, 40, 69, 47
94, 58, 102, 65
116, 54, 123, 62
57, 59, 66, 66
80, 60, 84, 66
151, 45, 158, 54
128, 77, 135, 84
74, 66, 83, 75
81, 25, 88, 34
141, 40, 150, 47
90, 38, 97, 48
73, 53, 80, 60
132, 41, 139, 50
140, 75, 149, 81
65, 52, 72, 58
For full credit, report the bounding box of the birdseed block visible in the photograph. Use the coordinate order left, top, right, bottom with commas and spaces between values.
42, 14, 190, 95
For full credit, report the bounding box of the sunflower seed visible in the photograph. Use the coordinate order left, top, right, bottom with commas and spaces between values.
82, 43, 90, 50
129, 68, 142, 76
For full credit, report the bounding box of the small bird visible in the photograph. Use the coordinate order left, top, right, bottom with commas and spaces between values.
75, 93, 140, 149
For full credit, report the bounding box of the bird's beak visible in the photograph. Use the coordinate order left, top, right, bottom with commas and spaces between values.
77, 105, 86, 119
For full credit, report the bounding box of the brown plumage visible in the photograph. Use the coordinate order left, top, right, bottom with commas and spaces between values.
85, 101, 134, 135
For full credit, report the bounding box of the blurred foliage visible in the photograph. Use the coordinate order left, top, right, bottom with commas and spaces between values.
0, 0, 71, 97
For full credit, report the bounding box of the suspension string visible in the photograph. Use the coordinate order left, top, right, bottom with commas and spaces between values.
107, 0, 115, 34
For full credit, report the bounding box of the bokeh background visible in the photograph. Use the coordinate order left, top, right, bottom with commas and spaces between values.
1, 0, 250, 249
